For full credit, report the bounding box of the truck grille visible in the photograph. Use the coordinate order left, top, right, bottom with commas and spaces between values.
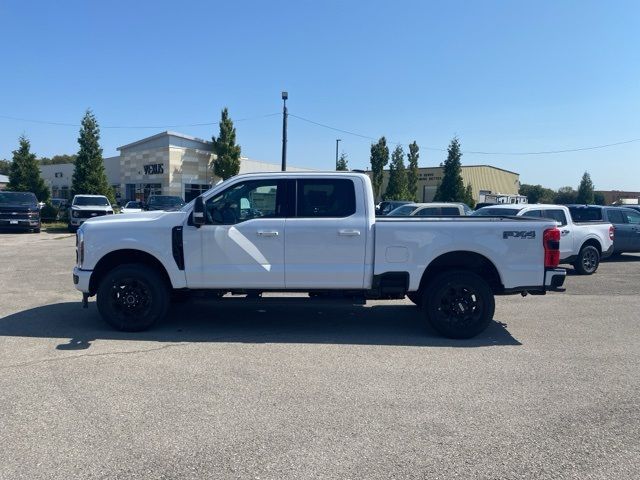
76, 210, 108, 219
0, 211, 31, 220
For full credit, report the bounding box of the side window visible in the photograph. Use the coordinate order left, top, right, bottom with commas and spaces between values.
606, 209, 626, 224
416, 207, 441, 217
441, 207, 461, 216
205, 180, 282, 225
542, 209, 567, 226
624, 211, 640, 224
297, 179, 356, 217
523, 209, 542, 217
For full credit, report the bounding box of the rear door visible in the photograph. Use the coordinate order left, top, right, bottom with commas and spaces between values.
605, 209, 629, 252
284, 178, 367, 289
622, 210, 640, 252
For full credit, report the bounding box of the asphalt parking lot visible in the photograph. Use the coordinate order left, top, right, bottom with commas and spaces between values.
1, 231, 639, 480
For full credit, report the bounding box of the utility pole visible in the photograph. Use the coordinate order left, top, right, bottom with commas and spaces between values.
281, 91, 288, 171
335, 139, 341, 170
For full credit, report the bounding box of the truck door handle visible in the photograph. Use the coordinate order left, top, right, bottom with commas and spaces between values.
257, 230, 279, 237
561, 229, 570, 236
338, 229, 361, 236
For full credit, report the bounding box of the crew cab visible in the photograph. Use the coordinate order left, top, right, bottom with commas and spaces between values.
473, 204, 614, 274
68, 195, 114, 231
73, 173, 566, 339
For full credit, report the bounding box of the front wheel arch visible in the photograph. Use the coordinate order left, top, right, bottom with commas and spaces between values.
89, 249, 172, 295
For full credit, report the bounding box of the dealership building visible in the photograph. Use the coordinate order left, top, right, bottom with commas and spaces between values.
40, 131, 312, 203
369, 165, 521, 203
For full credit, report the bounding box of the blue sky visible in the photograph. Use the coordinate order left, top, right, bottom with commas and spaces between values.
1, 0, 638, 190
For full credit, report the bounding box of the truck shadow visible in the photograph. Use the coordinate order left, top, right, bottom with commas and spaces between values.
0, 298, 522, 350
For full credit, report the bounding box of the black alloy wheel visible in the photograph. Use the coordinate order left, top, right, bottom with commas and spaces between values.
422, 270, 495, 339
97, 264, 169, 331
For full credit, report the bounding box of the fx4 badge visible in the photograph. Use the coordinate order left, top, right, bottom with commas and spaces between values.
503, 230, 536, 239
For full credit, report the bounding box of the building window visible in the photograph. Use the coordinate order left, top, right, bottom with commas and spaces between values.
185, 183, 210, 202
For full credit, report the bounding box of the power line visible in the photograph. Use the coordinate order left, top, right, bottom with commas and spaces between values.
290, 113, 640, 156
0, 112, 281, 129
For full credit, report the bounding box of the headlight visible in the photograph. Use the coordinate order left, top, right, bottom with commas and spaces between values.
72, 210, 79, 218
76, 229, 84, 267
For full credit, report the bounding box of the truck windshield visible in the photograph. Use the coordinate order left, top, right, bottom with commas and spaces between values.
73, 196, 110, 206
388, 205, 419, 216
472, 207, 521, 216
0, 192, 38, 206
148, 196, 185, 209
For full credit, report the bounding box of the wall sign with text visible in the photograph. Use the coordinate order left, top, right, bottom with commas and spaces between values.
144, 164, 164, 175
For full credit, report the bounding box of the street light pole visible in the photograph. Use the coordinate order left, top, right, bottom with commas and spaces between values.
335, 138, 341, 170
281, 91, 288, 171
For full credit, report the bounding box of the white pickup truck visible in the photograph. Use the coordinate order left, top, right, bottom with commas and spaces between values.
473, 204, 614, 274
73, 172, 566, 338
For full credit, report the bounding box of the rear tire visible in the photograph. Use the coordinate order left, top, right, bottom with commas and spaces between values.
96, 264, 169, 331
573, 245, 600, 275
422, 270, 495, 339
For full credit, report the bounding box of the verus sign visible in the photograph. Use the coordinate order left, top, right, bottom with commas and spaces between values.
503, 230, 536, 239
143, 164, 164, 175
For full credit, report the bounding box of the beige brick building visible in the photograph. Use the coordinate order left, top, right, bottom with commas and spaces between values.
369, 165, 521, 203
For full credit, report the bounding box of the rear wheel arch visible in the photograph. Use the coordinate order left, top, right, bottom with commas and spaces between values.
580, 238, 602, 254
418, 251, 503, 295
89, 249, 172, 295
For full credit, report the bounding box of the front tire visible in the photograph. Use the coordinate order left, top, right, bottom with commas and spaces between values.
406, 292, 422, 307
422, 270, 495, 339
573, 245, 600, 275
96, 264, 169, 331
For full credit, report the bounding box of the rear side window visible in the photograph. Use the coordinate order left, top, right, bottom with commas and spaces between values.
441, 207, 461, 216
569, 207, 603, 222
523, 209, 542, 217
541, 209, 567, 226
297, 179, 356, 217
623, 210, 640, 225
416, 207, 441, 217
606, 209, 625, 224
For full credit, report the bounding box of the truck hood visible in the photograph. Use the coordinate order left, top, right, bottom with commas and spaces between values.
81, 210, 187, 228
71, 205, 113, 211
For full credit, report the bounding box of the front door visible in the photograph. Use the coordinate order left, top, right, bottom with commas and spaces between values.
183, 179, 287, 289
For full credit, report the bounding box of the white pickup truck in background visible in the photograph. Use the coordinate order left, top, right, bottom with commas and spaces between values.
73, 173, 566, 338
473, 204, 614, 274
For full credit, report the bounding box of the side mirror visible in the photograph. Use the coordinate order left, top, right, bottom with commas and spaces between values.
193, 196, 205, 227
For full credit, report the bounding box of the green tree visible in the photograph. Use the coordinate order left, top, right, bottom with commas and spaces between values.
593, 192, 605, 205
40, 154, 77, 165
0, 159, 10, 175
336, 152, 348, 171
370, 136, 389, 200
71, 110, 114, 203
212, 108, 241, 180
576, 171, 595, 204
384, 145, 408, 200
464, 183, 476, 208
406, 141, 419, 201
555, 186, 578, 204
519, 183, 556, 204
7, 136, 50, 201
433, 137, 466, 202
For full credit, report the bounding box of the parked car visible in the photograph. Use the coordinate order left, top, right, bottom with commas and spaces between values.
68, 194, 114, 231
388, 202, 473, 217
375, 200, 411, 216
73, 172, 565, 339
0, 191, 41, 233
568, 205, 640, 255
145, 195, 185, 211
121, 201, 144, 214
473, 204, 614, 274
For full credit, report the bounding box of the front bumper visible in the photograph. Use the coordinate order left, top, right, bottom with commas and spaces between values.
73, 266, 92, 293
0, 219, 40, 230
544, 268, 566, 291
